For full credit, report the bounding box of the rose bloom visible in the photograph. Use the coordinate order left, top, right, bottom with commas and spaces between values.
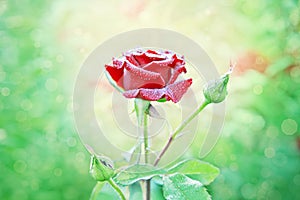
105, 49, 192, 103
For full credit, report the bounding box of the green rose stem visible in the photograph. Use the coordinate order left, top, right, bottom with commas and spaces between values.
154, 71, 231, 166
143, 111, 149, 163
154, 100, 210, 166
89, 179, 126, 200
143, 112, 151, 200
89, 182, 104, 200
134, 99, 151, 200
108, 178, 126, 200
89, 180, 125, 200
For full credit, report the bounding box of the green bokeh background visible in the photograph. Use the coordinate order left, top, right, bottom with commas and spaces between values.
1, 0, 299, 199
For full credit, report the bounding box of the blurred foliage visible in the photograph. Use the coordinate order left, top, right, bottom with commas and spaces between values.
203, 0, 300, 200
0, 1, 93, 199
1, 0, 300, 199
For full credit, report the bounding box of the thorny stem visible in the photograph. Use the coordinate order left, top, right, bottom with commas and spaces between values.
154, 100, 210, 166
108, 178, 126, 200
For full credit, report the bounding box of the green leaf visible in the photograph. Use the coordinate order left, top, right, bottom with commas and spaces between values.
152, 175, 163, 185
157, 98, 167, 102
167, 159, 219, 185
162, 174, 211, 200
129, 182, 143, 200
114, 159, 219, 187
151, 181, 165, 200
114, 164, 165, 186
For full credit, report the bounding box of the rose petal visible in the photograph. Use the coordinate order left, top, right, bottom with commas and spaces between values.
123, 89, 140, 98
144, 50, 166, 59
131, 50, 166, 66
143, 62, 172, 83
105, 49, 192, 103
123, 61, 165, 90
139, 88, 165, 101
112, 58, 124, 69
123, 79, 193, 102
171, 54, 185, 67
105, 64, 124, 87
168, 64, 187, 84
146, 49, 159, 55
123, 88, 165, 101
125, 54, 140, 66
165, 79, 193, 103
124, 50, 166, 67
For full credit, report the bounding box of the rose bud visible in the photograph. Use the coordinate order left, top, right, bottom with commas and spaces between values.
89, 155, 115, 182
203, 73, 230, 104
105, 49, 192, 103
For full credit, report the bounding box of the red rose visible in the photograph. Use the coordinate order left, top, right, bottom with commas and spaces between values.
105, 49, 192, 103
